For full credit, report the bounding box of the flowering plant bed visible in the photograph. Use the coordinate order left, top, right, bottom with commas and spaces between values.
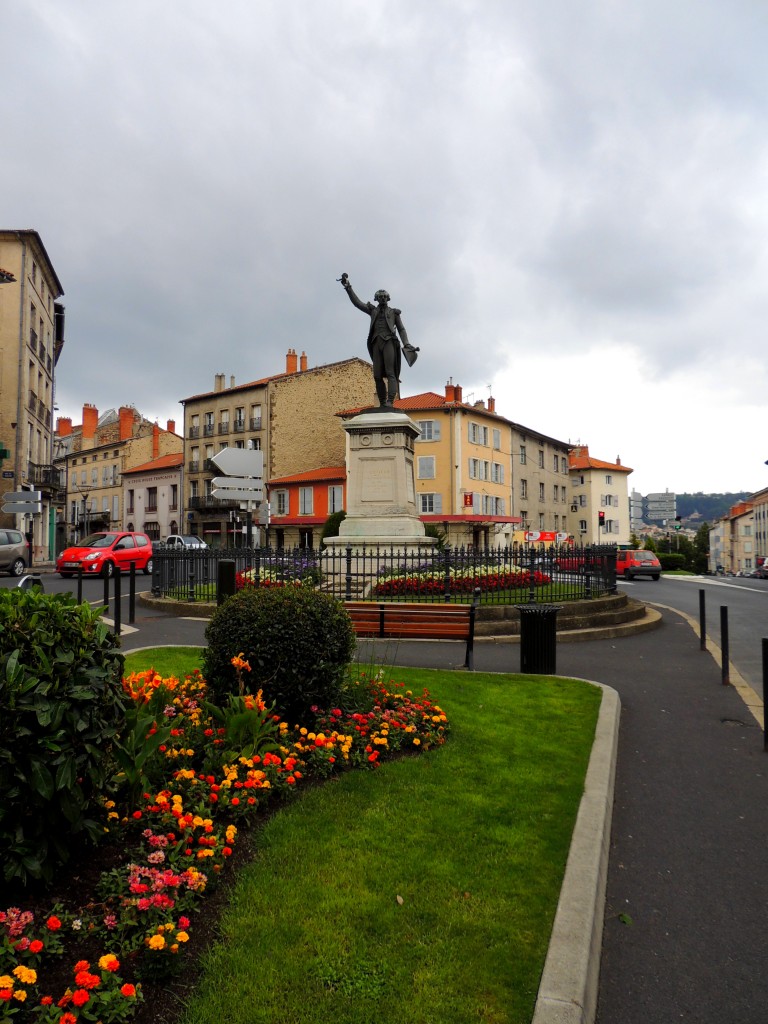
374, 564, 551, 598
0, 660, 448, 1023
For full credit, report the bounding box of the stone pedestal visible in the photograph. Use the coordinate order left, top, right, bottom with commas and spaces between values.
324, 410, 435, 551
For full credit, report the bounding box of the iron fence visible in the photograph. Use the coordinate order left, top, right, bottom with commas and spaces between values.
151, 543, 617, 604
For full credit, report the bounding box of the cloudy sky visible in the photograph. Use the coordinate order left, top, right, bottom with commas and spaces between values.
5, 0, 767, 497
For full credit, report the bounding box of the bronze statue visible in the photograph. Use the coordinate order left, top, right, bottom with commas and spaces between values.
339, 273, 419, 408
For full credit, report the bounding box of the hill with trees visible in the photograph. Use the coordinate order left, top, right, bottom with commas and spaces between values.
675, 492, 750, 523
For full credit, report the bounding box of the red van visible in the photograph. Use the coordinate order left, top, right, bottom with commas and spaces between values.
615, 549, 661, 580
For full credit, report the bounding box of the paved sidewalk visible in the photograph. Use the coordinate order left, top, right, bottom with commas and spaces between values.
120, 605, 768, 1023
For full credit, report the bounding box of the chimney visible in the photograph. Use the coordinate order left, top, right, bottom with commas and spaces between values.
286, 348, 298, 373
167, 419, 176, 435
488, 396, 495, 413
153, 422, 160, 460
82, 404, 98, 439
616, 456, 621, 466
214, 373, 225, 393
300, 351, 308, 372
56, 416, 72, 437
445, 382, 456, 402
454, 385, 463, 403
230, 376, 235, 389
119, 406, 134, 441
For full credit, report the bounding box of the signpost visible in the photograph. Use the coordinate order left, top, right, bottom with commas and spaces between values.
1, 490, 42, 515
209, 449, 264, 547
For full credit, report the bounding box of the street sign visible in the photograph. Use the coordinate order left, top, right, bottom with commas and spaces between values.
2, 489, 42, 514
210, 448, 264, 477
211, 476, 264, 491
2, 501, 42, 514
211, 486, 264, 502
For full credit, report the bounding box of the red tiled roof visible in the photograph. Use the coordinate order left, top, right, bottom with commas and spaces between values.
268, 466, 346, 485
122, 453, 184, 475
569, 453, 633, 474
0, 267, 16, 283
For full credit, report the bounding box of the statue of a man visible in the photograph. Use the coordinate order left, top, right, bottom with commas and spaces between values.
339, 273, 419, 408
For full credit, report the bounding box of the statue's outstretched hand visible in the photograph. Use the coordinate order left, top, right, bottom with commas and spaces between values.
338, 272, 349, 288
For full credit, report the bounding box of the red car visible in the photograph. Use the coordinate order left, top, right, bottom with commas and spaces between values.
57, 531, 153, 578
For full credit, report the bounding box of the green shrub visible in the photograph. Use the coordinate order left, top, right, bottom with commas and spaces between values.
0, 589, 126, 888
320, 510, 346, 542
658, 552, 686, 571
202, 586, 356, 722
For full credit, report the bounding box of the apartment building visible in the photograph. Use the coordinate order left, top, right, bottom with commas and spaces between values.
340, 382, 573, 549
568, 446, 633, 544
709, 499, 757, 573
180, 351, 371, 546
122, 453, 184, 541
0, 230, 65, 561
267, 466, 345, 549
53, 406, 182, 547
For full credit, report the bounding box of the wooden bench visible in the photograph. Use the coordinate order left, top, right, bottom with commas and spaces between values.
344, 588, 481, 670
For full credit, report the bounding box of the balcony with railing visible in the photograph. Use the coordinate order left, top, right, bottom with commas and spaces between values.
27, 462, 64, 493
218, 422, 230, 434
203, 423, 215, 437
189, 426, 200, 439
189, 494, 239, 511
188, 460, 200, 473
29, 328, 38, 354
233, 419, 245, 433
250, 417, 262, 431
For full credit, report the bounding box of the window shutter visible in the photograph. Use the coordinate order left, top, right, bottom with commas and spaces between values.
434, 494, 442, 514
432, 421, 441, 441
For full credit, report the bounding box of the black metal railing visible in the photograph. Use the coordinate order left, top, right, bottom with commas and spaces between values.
151, 543, 617, 604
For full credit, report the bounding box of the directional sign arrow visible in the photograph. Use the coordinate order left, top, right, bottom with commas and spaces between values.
4, 490, 42, 502
211, 476, 263, 490
2, 502, 42, 514
211, 487, 264, 502
210, 448, 264, 477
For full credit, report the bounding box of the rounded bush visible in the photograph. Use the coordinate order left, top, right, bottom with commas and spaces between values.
203, 585, 356, 722
0, 589, 127, 888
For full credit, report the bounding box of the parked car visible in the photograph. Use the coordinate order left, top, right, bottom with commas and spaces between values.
0, 528, 28, 577
748, 568, 768, 579
162, 535, 208, 550
56, 532, 153, 578
615, 549, 662, 580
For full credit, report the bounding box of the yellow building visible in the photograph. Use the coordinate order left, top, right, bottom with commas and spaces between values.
343, 382, 574, 549
0, 230, 65, 561
568, 446, 633, 544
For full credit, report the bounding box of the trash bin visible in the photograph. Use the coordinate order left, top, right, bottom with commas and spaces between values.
516, 604, 561, 674
16, 574, 44, 592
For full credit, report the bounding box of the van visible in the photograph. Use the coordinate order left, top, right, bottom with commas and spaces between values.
616, 549, 662, 580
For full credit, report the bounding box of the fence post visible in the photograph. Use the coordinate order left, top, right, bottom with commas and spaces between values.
113, 568, 121, 636
217, 559, 236, 605
720, 605, 730, 685
699, 589, 706, 651
187, 563, 196, 602
443, 545, 452, 602
345, 543, 353, 601
129, 562, 136, 624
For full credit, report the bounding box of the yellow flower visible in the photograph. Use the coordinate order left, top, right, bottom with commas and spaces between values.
412, 738, 421, 746
12, 966, 36, 985
147, 934, 166, 950
0, 976, 13, 989
12, 989, 27, 1002
176, 931, 190, 943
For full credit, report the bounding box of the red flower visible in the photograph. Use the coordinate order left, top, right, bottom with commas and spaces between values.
29, 939, 44, 953
120, 984, 137, 998
60, 1014, 78, 1024
46, 915, 62, 931
72, 989, 90, 1007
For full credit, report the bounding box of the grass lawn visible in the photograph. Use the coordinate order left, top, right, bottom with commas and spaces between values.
123, 650, 602, 1024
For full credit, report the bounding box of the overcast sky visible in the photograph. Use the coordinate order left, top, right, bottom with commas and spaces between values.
5, 1, 767, 498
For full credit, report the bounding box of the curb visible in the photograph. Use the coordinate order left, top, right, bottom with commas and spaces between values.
532, 682, 621, 1024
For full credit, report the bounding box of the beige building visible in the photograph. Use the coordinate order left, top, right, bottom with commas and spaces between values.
709, 499, 757, 574
180, 351, 371, 546
568, 446, 633, 545
53, 406, 182, 547
122, 453, 184, 542
0, 230, 65, 561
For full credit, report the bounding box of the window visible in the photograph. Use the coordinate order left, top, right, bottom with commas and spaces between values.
579, 519, 587, 533
553, 454, 559, 472
519, 445, 527, 464
483, 495, 504, 515
492, 428, 501, 450
170, 485, 178, 510
204, 412, 214, 436
234, 407, 245, 431
561, 486, 567, 502
561, 457, 568, 474
190, 480, 199, 499
147, 487, 158, 512
127, 489, 135, 513
112, 496, 119, 522
468, 422, 488, 445
468, 459, 489, 480
91, 468, 98, 485
521, 479, 528, 499
418, 419, 440, 441
538, 512, 545, 529
520, 510, 529, 528
605, 474, 613, 485
274, 490, 289, 515
539, 482, 545, 501
328, 485, 343, 513
491, 462, 504, 483
420, 493, 443, 513
553, 485, 559, 502
251, 437, 262, 450
538, 450, 544, 468
418, 456, 435, 479
250, 405, 262, 430
299, 487, 313, 515
554, 514, 559, 530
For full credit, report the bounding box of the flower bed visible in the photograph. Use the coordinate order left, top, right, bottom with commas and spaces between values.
0, 660, 448, 1023
374, 564, 551, 597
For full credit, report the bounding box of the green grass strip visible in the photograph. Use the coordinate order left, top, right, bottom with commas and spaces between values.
168, 664, 601, 1024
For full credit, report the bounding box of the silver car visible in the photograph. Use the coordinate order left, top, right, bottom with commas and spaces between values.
0, 529, 28, 576
163, 535, 208, 550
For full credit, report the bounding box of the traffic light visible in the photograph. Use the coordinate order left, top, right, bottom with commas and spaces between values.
0, 442, 9, 469
674, 516, 682, 531
598, 510, 605, 528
